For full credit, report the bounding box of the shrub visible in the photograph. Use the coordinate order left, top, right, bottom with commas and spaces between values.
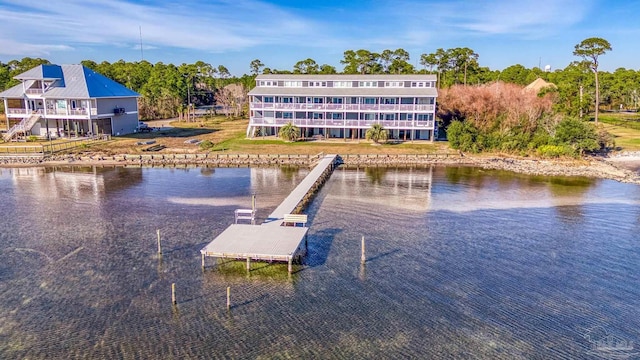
553, 118, 599, 154
279, 122, 300, 142
27, 135, 38, 142
199, 140, 215, 150
537, 144, 576, 158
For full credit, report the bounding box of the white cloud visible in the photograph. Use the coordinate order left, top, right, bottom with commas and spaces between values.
389, 0, 593, 40
0, 0, 322, 54
0, 38, 73, 56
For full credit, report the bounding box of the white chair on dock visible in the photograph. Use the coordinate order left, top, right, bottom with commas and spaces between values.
234, 209, 256, 224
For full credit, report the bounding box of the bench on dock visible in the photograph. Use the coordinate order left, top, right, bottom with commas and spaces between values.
234, 209, 255, 224
282, 214, 308, 227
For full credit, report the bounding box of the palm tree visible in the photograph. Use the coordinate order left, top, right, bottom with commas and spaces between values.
365, 124, 388, 144
279, 122, 300, 142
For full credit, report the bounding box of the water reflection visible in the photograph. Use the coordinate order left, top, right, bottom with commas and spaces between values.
0, 165, 639, 358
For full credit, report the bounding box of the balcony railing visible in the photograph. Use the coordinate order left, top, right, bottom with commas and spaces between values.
250, 117, 434, 129
7, 108, 28, 115
251, 102, 435, 112
25, 89, 44, 94
6, 108, 94, 117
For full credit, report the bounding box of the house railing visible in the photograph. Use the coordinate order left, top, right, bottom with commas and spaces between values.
250, 117, 434, 129
251, 103, 435, 112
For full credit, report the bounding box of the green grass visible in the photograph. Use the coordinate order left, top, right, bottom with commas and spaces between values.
598, 113, 640, 131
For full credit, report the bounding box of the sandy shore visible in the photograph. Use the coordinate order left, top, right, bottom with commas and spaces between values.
1, 151, 639, 185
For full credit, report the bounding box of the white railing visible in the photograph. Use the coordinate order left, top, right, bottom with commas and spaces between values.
7, 108, 28, 115
250, 117, 434, 129
25, 89, 44, 94
251, 103, 435, 112
3, 114, 42, 141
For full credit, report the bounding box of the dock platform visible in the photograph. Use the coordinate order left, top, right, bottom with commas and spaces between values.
201, 155, 338, 273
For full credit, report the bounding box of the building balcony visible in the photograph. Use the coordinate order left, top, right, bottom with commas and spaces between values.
250, 117, 434, 129
5, 107, 96, 118
25, 89, 44, 95
251, 102, 435, 112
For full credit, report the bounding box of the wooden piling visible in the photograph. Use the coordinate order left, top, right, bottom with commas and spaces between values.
251, 193, 256, 225
226, 286, 231, 309
157, 229, 162, 255
361, 236, 366, 265
288, 256, 293, 274
201, 253, 205, 268
171, 283, 176, 305
246, 256, 251, 271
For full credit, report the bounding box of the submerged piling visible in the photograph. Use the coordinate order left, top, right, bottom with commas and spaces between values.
361, 236, 366, 264
157, 229, 162, 255
171, 283, 176, 305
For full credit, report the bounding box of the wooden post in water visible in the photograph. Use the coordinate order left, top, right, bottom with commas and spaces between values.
226, 286, 231, 309
251, 193, 256, 225
361, 236, 366, 265
171, 283, 176, 305
156, 229, 162, 255
201, 253, 205, 268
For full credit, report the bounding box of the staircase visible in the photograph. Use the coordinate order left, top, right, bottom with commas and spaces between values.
3, 113, 41, 141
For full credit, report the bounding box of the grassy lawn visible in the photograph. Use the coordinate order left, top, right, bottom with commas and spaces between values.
88, 116, 452, 155
597, 112, 640, 151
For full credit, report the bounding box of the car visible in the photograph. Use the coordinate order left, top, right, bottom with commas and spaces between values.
137, 122, 152, 133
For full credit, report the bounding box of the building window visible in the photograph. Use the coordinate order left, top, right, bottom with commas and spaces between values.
281, 97, 294, 103
259, 80, 277, 87
384, 114, 395, 120
284, 81, 302, 87
309, 81, 327, 87
411, 81, 433, 88
359, 81, 377, 88
283, 112, 293, 119
313, 97, 324, 104
384, 81, 403, 88
331, 113, 343, 120
416, 114, 433, 121
333, 81, 352, 88
416, 97, 435, 105
312, 112, 323, 119
363, 98, 377, 105
330, 97, 343, 104
264, 97, 274, 103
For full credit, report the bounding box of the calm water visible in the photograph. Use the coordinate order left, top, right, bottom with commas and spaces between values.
0, 165, 639, 359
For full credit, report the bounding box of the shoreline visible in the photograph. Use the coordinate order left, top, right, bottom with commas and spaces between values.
1, 151, 639, 184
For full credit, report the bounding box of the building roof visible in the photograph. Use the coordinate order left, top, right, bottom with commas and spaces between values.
0, 64, 140, 99
14, 64, 64, 80
255, 74, 437, 81
524, 78, 557, 93
248, 86, 438, 97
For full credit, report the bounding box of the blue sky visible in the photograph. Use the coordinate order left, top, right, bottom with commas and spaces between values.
0, 0, 639, 76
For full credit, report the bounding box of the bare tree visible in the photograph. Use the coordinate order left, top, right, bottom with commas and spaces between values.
215, 83, 247, 118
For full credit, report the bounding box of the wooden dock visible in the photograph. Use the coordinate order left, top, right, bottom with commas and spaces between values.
200, 154, 338, 273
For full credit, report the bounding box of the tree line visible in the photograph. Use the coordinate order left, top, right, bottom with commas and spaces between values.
0, 39, 638, 123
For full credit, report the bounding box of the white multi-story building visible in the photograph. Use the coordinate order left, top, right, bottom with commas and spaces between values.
247, 74, 438, 141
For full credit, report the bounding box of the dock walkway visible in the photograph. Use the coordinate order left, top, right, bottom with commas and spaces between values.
200, 154, 338, 273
